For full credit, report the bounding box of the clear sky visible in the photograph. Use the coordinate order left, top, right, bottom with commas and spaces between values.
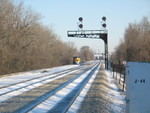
24, 0, 150, 53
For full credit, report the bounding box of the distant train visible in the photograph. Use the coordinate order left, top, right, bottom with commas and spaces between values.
73, 56, 81, 65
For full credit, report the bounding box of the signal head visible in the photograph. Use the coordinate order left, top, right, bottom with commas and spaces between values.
102, 16, 106, 21
79, 24, 83, 28
102, 23, 106, 28
79, 17, 83, 21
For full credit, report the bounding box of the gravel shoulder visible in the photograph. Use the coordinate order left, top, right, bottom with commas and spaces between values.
77, 64, 126, 113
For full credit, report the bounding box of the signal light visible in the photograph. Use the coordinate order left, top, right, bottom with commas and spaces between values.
102, 16, 107, 29
79, 17, 83, 21
78, 17, 83, 29
79, 24, 83, 28
102, 23, 106, 28
102, 16, 106, 21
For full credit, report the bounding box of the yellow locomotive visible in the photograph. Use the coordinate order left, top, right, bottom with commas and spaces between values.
73, 56, 81, 64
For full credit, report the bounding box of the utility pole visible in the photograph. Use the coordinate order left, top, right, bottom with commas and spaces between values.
67, 17, 108, 69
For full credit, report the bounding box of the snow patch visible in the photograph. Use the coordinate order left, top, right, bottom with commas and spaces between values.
105, 70, 126, 113
0, 65, 78, 88
0, 69, 78, 102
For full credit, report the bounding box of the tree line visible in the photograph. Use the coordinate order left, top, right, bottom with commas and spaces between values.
0, 0, 94, 75
110, 16, 150, 63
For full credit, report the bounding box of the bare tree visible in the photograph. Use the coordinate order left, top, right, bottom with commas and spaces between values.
0, 0, 78, 75
111, 16, 150, 63
79, 46, 94, 61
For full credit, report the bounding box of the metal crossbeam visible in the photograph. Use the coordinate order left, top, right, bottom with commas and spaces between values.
68, 30, 106, 38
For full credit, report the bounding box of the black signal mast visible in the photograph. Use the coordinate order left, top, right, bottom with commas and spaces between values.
67, 17, 108, 69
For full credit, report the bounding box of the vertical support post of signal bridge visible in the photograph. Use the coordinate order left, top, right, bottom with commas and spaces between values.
101, 33, 108, 70
105, 42, 108, 70
101, 16, 108, 70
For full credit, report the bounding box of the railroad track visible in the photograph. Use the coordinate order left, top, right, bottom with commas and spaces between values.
0, 61, 101, 113
0, 65, 86, 102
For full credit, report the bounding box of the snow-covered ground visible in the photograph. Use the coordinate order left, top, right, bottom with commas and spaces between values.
0, 63, 126, 113
0, 65, 78, 88
105, 70, 126, 113
28, 64, 126, 113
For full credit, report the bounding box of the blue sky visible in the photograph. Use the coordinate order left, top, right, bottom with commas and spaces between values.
24, 0, 150, 53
